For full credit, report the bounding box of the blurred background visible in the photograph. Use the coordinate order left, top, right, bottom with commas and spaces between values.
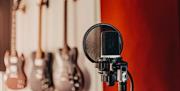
0, 0, 180, 91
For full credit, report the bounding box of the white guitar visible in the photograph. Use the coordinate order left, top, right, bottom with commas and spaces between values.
29, 0, 53, 91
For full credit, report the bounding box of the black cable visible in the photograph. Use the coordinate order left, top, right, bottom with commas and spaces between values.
128, 71, 134, 91
120, 82, 127, 91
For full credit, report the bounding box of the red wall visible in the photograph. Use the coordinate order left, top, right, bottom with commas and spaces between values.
101, 0, 180, 91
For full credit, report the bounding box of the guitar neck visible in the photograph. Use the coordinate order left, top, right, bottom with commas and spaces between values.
10, 0, 25, 56
36, 5, 43, 58
63, 0, 69, 53
11, 9, 17, 56
36, 0, 49, 58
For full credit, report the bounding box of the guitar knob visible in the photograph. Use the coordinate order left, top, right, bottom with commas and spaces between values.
74, 83, 80, 88
42, 84, 48, 89
17, 84, 24, 89
70, 80, 74, 84
72, 87, 76, 91
74, 76, 79, 80
18, 79, 23, 84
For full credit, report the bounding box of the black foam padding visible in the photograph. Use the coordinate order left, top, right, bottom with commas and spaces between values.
101, 31, 120, 56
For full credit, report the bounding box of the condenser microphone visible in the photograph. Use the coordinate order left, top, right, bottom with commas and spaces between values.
83, 23, 134, 91
99, 31, 128, 87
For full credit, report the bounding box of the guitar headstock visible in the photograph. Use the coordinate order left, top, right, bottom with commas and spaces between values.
38, 0, 49, 8
12, 0, 26, 13
12, 0, 21, 11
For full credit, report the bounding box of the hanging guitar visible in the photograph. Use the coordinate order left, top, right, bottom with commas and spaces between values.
4, 0, 27, 89
29, 0, 53, 91
53, 0, 84, 91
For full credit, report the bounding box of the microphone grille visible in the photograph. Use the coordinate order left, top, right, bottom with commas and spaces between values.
101, 31, 122, 57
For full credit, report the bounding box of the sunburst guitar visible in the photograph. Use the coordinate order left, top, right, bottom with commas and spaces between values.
53, 0, 84, 91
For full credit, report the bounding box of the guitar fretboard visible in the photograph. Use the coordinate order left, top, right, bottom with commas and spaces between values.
62, 0, 70, 54
36, 0, 49, 58
36, 5, 43, 58
11, 9, 17, 56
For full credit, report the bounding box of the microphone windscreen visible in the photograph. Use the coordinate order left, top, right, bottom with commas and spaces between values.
101, 31, 121, 56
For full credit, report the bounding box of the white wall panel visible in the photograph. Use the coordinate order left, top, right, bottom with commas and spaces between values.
2, 0, 102, 91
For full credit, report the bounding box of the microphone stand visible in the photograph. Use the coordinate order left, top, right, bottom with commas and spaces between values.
97, 57, 129, 91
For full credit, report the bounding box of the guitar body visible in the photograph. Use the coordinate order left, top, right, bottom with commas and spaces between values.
53, 47, 84, 91
4, 51, 27, 89
68, 48, 84, 91
30, 52, 53, 91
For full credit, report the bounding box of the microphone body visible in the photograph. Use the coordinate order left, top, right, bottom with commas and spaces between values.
97, 31, 128, 91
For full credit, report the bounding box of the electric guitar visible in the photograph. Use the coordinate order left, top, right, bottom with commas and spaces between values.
29, 0, 53, 91
4, 0, 27, 89
53, 0, 84, 91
